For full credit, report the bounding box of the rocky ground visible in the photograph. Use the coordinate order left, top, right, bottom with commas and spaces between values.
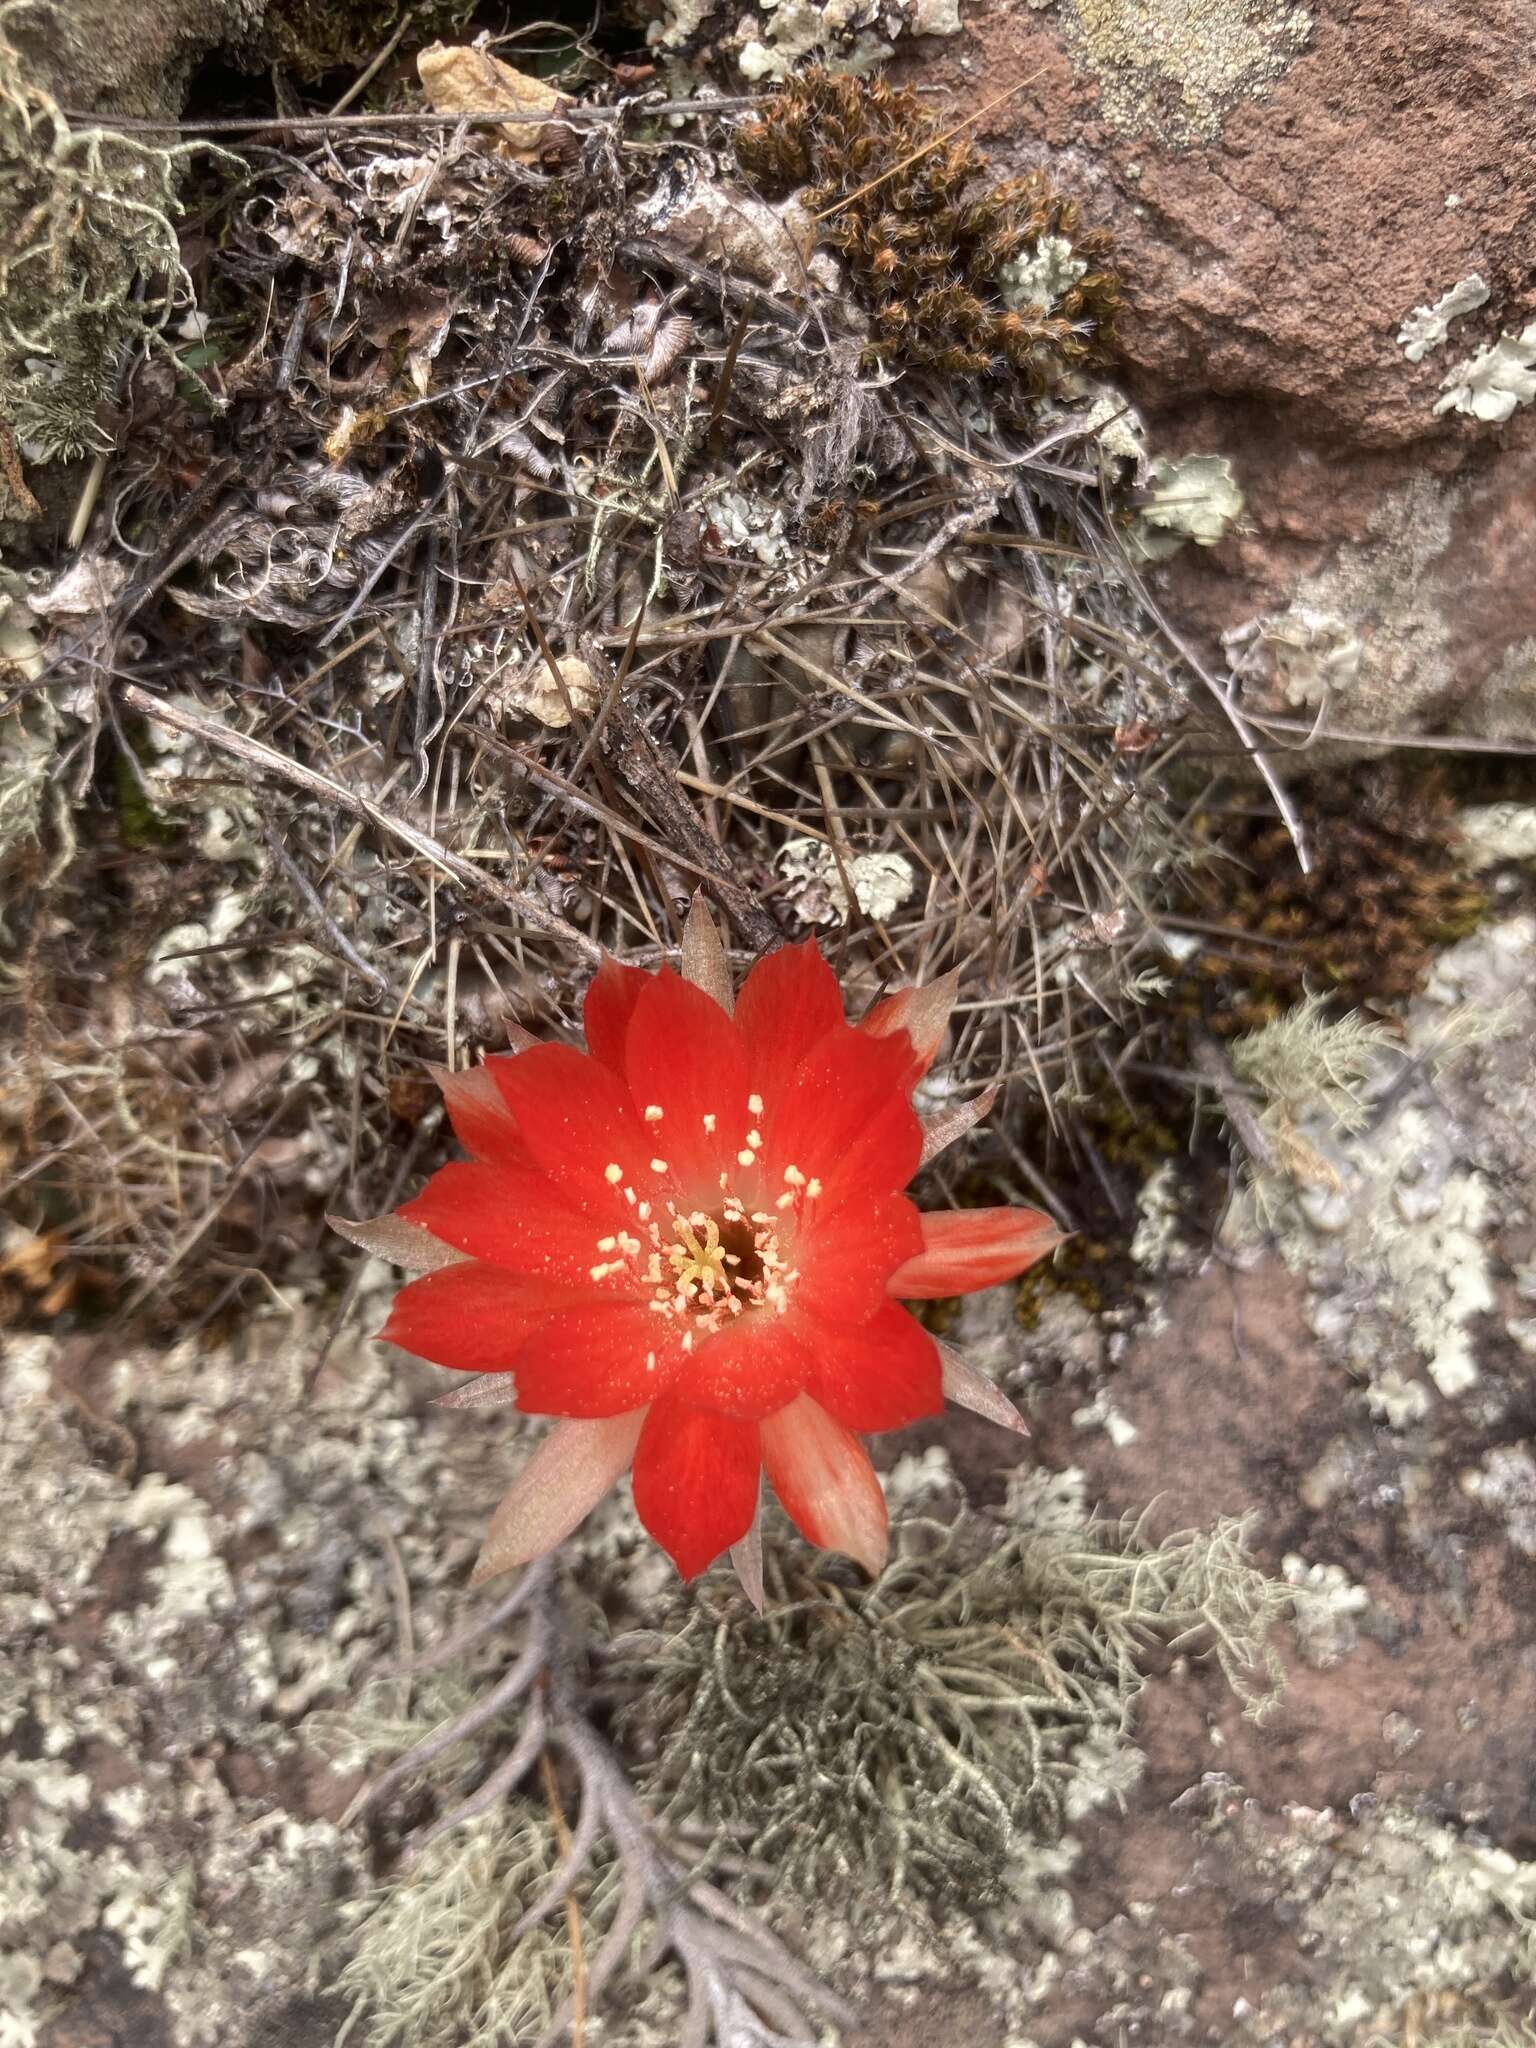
6, 912, 1536, 2048
5, 2, 1536, 2046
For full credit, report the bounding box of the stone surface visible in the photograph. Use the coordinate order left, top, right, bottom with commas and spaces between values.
898, 0, 1536, 748
10, 0, 264, 121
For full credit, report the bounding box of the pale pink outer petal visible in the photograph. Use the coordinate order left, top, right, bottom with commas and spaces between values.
470, 1410, 647, 1586
504, 1019, 543, 1054
887, 1208, 1066, 1299
761, 1395, 889, 1578
434, 1375, 520, 1409
937, 1340, 1029, 1435
918, 1082, 999, 1167
862, 970, 960, 1070
328, 1212, 467, 1273
729, 1497, 765, 1613
428, 1059, 516, 1137
681, 892, 735, 1014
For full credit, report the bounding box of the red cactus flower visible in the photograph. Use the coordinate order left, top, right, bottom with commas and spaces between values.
335, 903, 1061, 1600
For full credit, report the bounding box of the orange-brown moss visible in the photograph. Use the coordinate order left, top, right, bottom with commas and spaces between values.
734, 69, 1120, 388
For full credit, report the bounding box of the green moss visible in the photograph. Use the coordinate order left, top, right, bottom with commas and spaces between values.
113, 741, 180, 850
261, 0, 477, 79
1178, 761, 1489, 1035
1015, 1234, 1118, 1327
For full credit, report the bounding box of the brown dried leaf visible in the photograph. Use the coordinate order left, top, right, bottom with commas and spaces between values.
416, 44, 570, 167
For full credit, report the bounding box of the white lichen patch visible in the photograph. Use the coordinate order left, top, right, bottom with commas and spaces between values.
1129, 453, 1244, 560
1070, 1385, 1139, 1446
1228, 920, 1534, 1405
999, 235, 1087, 316
1282, 1555, 1371, 1670
1396, 273, 1490, 363
775, 835, 917, 924
1225, 604, 1364, 710
1129, 1160, 1193, 1274
1460, 1443, 1536, 1558
709, 486, 791, 565
1459, 801, 1536, 870
1435, 321, 1536, 423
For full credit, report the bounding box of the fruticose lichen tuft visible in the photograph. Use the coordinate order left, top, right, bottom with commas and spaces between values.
0, 1, 224, 473
611, 1471, 1286, 1915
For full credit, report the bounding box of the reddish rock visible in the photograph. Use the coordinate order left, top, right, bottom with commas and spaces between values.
899, 0, 1536, 747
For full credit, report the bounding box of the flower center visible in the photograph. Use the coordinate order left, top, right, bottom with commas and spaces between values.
657, 1196, 791, 1336
591, 1107, 822, 1346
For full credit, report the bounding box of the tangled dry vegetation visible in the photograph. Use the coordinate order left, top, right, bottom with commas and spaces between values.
1, 37, 1276, 1324
313, 1472, 1283, 2047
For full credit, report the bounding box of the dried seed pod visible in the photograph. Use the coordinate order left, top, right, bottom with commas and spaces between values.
643, 313, 692, 383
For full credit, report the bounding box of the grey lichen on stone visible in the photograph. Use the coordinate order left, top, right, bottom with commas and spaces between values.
1434, 322, 1536, 423
1228, 919, 1534, 1407
1045, 0, 1312, 145
1217, 1798, 1536, 2041
1129, 453, 1244, 560
1396, 273, 1491, 363
1224, 604, 1364, 709
0, 1281, 533, 2047
647, 0, 964, 78
1226, 470, 1472, 748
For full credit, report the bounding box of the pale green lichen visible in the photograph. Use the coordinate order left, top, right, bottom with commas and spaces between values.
1046, 0, 1312, 145
1434, 323, 1536, 424
774, 835, 918, 925
1224, 603, 1364, 709
1129, 453, 1244, 560
999, 234, 1087, 316
1397, 274, 1490, 363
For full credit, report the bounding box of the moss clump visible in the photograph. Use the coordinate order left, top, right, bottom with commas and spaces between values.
734, 68, 1120, 387
1015, 1232, 1118, 1326
260, 0, 477, 79
1181, 763, 1488, 1034
611, 1475, 1284, 1916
